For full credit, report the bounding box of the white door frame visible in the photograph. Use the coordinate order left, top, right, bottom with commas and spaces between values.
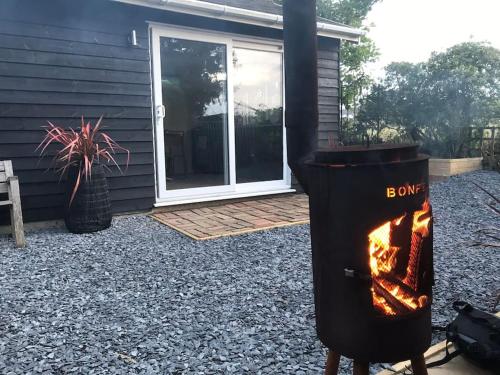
150, 24, 291, 204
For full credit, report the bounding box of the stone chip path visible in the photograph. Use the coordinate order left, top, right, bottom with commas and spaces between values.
0, 170, 498, 374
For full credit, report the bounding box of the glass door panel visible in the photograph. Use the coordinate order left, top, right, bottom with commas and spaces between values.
233, 48, 284, 184
160, 37, 229, 191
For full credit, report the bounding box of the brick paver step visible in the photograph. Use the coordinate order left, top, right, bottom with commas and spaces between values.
151, 194, 310, 240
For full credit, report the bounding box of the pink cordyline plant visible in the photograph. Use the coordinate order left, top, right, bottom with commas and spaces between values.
37, 116, 130, 205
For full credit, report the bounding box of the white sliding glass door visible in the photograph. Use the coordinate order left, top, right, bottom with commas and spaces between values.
151, 26, 289, 203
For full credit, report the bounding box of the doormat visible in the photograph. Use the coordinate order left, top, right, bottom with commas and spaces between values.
151, 194, 310, 240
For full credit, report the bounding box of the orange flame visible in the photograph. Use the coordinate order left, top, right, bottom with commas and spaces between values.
368, 215, 404, 277
368, 200, 431, 315
412, 200, 431, 237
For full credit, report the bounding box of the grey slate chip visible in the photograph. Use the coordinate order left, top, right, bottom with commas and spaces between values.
0, 170, 498, 374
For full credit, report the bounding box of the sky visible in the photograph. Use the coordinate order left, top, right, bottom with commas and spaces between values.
364, 0, 500, 78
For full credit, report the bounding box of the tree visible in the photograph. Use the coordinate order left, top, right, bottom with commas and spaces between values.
357, 42, 500, 157
426, 42, 500, 129
357, 83, 390, 142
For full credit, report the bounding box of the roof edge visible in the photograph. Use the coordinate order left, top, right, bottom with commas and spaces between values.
111, 0, 364, 42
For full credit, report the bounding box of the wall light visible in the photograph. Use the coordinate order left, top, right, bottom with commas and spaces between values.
129, 30, 139, 47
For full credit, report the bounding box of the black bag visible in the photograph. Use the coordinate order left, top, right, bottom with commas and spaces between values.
428, 301, 500, 372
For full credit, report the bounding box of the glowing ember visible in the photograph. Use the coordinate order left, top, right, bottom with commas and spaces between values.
368, 200, 431, 315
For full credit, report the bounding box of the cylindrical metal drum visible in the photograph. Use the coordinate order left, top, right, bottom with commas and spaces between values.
306, 144, 433, 363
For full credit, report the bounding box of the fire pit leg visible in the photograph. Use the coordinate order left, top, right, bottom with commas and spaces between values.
352, 361, 369, 375
324, 350, 340, 375
410, 355, 428, 375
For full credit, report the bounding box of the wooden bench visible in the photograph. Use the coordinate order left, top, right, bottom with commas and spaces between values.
0, 160, 26, 247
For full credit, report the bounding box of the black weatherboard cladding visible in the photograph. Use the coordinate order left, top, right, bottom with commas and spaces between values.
0, 0, 340, 223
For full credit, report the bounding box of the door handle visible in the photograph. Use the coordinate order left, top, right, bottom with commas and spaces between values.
155, 105, 165, 119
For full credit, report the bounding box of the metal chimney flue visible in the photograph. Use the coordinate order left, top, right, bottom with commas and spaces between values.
282, 0, 319, 193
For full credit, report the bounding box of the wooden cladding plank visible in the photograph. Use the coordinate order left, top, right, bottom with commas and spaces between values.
110, 187, 155, 201
317, 50, 339, 60
319, 96, 338, 106
0, 143, 153, 158
19, 184, 64, 199
319, 114, 338, 123
318, 68, 339, 80
318, 37, 340, 51
7, 153, 154, 171
0, 118, 153, 131
107, 174, 155, 190
0, 104, 152, 118
18, 194, 64, 209
0, 62, 150, 84
0, 76, 151, 96
19, 175, 155, 197
0, 90, 151, 107
0, 206, 63, 223
319, 105, 339, 114
0, 131, 153, 144
0, 48, 150, 73
19, 187, 156, 204
319, 88, 339, 97
317, 59, 339, 70
17, 186, 154, 205
318, 77, 339, 89
318, 68, 339, 79
110, 198, 155, 214
15, 164, 154, 183
0, 19, 148, 49
0, 0, 151, 37
0, 34, 148, 61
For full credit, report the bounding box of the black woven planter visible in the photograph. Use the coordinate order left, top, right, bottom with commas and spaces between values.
65, 165, 112, 234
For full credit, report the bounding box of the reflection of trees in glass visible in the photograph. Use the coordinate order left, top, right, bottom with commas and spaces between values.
235, 103, 282, 126
161, 38, 228, 180
161, 38, 226, 121
235, 106, 283, 166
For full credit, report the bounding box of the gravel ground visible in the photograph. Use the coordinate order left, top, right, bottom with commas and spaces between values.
0, 170, 498, 374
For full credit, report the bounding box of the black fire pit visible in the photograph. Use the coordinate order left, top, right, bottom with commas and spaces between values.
307, 144, 433, 363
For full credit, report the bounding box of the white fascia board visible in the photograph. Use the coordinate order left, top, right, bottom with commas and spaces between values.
111, 0, 363, 42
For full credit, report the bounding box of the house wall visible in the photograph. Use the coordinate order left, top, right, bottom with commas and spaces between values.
0, 0, 340, 224
318, 38, 341, 148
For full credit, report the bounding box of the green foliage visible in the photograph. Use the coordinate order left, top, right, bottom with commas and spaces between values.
278, 0, 380, 116
316, 0, 378, 28
356, 83, 390, 142
357, 42, 500, 157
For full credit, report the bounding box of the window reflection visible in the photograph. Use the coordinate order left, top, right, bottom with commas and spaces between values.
233, 48, 284, 183
160, 37, 229, 190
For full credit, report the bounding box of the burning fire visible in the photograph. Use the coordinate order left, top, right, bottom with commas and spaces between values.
368, 200, 431, 316
368, 215, 405, 277
412, 200, 431, 237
